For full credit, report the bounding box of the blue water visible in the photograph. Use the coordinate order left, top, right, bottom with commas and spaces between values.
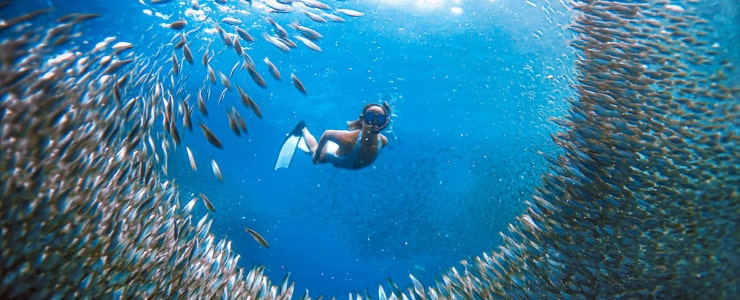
171, 1, 573, 295
6, 0, 574, 296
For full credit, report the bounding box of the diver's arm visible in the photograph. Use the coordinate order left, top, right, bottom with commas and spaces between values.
313, 130, 356, 163
379, 134, 388, 148
313, 130, 340, 163
312, 132, 329, 163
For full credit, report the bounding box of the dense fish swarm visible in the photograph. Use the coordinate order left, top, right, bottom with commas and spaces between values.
1, 0, 738, 300
0, 8, 292, 299
375, 0, 738, 299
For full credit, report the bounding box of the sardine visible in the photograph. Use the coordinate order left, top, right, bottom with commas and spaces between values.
222, 17, 242, 25
174, 34, 186, 49
112, 41, 134, 54
302, 0, 330, 10
182, 43, 194, 64
227, 111, 241, 137
246, 64, 266, 88
233, 36, 243, 56
218, 87, 228, 105
197, 88, 208, 117
104, 59, 134, 74
231, 107, 248, 133
263, 57, 281, 80
199, 123, 223, 149
237, 86, 262, 119
186, 146, 197, 172
168, 20, 187, 30
289, 21, 323, 40
321, 12, 345, 22
207, 65, 217, 84
218, 70, 232, 90
200, 193, 216, 212
334, 8, 365, 17
236, 27, 254, 42
181, 99, 192, 131
294, 35, 322, 52
229, 61, 240, 78
303, 10, 327, 23
291, 73, 307, 95
171, 51, 179, 75
265, 17, 288, 38
262, 33, 290, 52
211, 159, 223, 182
245, 227, 269, 248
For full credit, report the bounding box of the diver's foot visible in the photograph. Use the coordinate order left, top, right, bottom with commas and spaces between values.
290, 120, 306, 135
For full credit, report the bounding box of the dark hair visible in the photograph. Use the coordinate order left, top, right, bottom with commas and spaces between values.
347, 118, 363, 130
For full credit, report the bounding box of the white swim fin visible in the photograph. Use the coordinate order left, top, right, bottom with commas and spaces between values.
274, 121, 306, 170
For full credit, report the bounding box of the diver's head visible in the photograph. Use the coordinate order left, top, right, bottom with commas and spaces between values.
347, 102, 392, 132
360, 102, 390, 132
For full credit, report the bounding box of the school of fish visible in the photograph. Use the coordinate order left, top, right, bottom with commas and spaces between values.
0, 0, 737, 299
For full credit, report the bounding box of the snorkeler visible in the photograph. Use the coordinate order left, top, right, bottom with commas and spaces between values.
274, 102, 391, 170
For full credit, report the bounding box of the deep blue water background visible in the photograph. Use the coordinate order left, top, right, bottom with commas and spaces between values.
170, 1, 573, 295
7, 0, 574, 297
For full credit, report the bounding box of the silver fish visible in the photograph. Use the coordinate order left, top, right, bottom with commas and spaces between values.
182, 43, 194, 64
236, 86, 262, 119
233, 36, 243, 56
229, 61, 240, 78
231, 107, 248, 133
235, 27, 254, 42
112, 41, 134, 54
221, 17, 242, 25
263, 57, 281, 80
181, 99, 192, 131
186, 146, 197, 172
200, 193, 216, 212
245, 64, 266, 88
211, 159, 223, 182
218, 70, 232, 90
291, 73, 307, 95
199, 123, 223, 149
197, 88, 208, 117
245, 227, 269, 248
321, 12, 345, 22
226, 110, 241, 137
218, 87, 228, 105
262, 33, 290, 52
206, 65, 217, 84
168, 20, 188, 30
293, 35, 322, 52
265, 17, 288, 38
303, 10, 327, 23
174, 34, 186, 49
334, 8, 365, 17
171, 51, 179, 75
104, 59, 134, 74
289, 21, 323, 40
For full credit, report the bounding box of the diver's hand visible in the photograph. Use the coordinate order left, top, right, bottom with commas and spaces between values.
311, 151, 320, 164
312, 140, 326, 164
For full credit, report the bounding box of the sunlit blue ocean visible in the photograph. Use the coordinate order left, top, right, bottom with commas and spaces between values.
162, 1, 570, 296
3, 0, 737, 298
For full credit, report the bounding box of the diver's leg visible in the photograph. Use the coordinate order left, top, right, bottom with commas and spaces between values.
302, 127, 318, 153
